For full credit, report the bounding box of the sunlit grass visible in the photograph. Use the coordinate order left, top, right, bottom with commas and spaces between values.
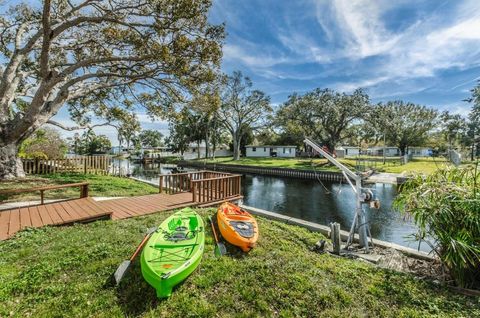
0, 173, 158, 203
201, 156, 453, 174
0, 209, 478, 317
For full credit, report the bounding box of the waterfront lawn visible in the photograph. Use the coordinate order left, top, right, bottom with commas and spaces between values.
203, 157, 452, 174
0, 209, 478, 317
0, 173, 158, 203
379, 157, 451, 174
203, 157, 352, 171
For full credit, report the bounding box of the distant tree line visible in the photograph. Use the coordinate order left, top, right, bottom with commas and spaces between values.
167, 71, 480, 161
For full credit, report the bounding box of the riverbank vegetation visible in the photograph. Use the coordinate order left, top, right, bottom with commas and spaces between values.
395, 162, 480, 289
0, 173, 157, 203
1, 209, 479, 317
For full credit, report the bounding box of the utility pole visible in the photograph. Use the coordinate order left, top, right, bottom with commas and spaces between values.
383, 132, 386, 165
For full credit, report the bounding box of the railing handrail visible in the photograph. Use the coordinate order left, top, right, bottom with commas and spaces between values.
0, 182, 89, 195
156, 170, 208, 178
190, 174, 241, 183
156, 170, 236, 178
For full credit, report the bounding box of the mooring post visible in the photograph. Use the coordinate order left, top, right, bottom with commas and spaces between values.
330, 222, 341, 255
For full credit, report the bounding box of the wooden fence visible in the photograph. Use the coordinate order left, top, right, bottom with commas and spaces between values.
22, 156, 112, 175
191, 174, 242, 203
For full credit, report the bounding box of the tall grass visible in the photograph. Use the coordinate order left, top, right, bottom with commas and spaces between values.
394, 162, 480, 288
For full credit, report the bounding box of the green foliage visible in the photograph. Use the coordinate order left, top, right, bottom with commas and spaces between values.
440, 111, 468, 148
1, 210, 478, 317
166, 108, 203, 155
18, 128, 67, 159
276, 88, 370, 151
218, 71, 272, 160
139, 130, 164, 148
394, 163, 480, 288
71, 130, 112, 155
0, 0, 224, 178
372, 101, 438, 156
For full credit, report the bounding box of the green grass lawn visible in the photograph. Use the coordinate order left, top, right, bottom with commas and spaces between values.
0, 173, 158, 203
200, 156, 454, 175
0, 209, 478, 317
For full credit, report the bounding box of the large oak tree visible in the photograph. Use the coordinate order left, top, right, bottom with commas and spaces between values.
373, 101, 438, 156
0, 0, 223, 179
276, 88, 370, 152
217, 71, 271, 160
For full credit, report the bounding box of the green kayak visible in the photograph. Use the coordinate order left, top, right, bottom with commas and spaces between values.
140, 208, 205, 298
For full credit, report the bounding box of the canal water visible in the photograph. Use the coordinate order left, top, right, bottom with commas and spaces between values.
123, 161, 428, 252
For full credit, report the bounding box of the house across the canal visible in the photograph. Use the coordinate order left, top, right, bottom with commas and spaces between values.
335, 146, 361, 157
368, 146, 432, 157
245, 145, 297, 158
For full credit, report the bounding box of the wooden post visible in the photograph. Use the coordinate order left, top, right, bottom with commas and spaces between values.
159, 175, 163, 193
192, 182, 197, 202
40, 190, 44, 205
330, 222, 341, 255
237, 176, 241, 196
81, 184, 89, 198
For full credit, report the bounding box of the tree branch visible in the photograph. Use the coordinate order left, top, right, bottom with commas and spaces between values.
46, 119, 113, 131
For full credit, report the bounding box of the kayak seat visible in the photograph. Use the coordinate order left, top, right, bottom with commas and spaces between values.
229, 221, 254, 238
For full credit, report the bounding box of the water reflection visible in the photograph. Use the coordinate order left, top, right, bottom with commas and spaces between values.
242, 174, 427, 252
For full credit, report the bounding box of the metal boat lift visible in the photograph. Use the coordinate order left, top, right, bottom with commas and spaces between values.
304, 138, 376, 252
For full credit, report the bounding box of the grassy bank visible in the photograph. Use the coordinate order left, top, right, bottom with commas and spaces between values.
198, 157, 452, 174
0, 173, 158, 203
0, 209, 478, 317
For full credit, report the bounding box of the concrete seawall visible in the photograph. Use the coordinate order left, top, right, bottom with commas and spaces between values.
240, 204, 434, 261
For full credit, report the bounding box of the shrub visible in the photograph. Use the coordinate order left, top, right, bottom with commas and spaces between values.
394, 162, 480, 288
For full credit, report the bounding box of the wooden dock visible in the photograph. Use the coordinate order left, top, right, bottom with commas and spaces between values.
0, 171, 242, 240
0, 197, 111, 240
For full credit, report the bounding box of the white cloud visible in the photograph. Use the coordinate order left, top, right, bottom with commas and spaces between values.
223, 43, 291, 68
312, 0, 480, 93
319, 0, 404, 59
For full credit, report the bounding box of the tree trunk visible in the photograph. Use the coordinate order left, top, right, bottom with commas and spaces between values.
399, 145, 406, 156
205, 118, 210, 159
233, 134, 241, 160
0, 142, 25, 179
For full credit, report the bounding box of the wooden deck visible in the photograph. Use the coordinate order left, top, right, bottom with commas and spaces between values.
0, 192, 243, 240
0, 171, 243, 241
0, 197, 111, 240
98, 192, 195, 220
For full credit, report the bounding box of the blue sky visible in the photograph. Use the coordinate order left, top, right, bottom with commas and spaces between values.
47, 0, 480, 144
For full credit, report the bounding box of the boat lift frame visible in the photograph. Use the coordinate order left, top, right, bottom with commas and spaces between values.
304, 138, 371, 251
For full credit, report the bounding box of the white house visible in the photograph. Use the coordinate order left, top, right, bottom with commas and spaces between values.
335, 146, 361, 157
245, 145, 296, 158
368, 146, 432, 157
181, 142, 232, 160
368, 146, 401, 157
407, 147, 432, 157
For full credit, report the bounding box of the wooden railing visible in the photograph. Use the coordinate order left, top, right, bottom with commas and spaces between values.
191, 174, 242, 203
158, 171, 205, 194
158, 170, 236, 194
22, 156, 112, 175
0, 182, 89, 205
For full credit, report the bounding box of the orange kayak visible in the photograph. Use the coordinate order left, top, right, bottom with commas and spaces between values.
217, 202, 258, 252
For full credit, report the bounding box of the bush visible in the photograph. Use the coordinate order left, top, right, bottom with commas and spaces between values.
394, 162, 480, 288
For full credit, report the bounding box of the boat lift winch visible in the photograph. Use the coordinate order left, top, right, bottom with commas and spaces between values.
304, 138, 379, 252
